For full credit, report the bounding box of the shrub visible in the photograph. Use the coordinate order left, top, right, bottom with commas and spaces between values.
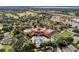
58, 37, 74, 47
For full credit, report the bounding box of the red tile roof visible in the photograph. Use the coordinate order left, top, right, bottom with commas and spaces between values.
24, 28, 57, 37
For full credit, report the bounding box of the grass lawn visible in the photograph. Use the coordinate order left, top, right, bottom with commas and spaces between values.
60, 31, 72, 37
53, 30, 73, 39
0, 23, 3, 30
2, 45, 13, 52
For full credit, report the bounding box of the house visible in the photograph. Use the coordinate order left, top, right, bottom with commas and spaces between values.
71, 18, 79, 27
24, 28, 57, 47
50, 14, 73, 25
24, 28, 57, 37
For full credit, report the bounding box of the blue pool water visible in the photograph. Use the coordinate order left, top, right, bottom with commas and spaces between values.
35, 37, 45, 47
36, 38, 44, 43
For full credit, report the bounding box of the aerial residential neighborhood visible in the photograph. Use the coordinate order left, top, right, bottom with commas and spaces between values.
0, 6, 79, 52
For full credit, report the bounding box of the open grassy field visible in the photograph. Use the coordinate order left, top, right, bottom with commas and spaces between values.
2, 45, 12, 52
53, 31, 73, 39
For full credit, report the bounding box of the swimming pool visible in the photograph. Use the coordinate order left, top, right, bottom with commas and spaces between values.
35, 37, 45, 47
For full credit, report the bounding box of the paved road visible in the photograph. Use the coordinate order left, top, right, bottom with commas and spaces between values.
67, 45, 78, 52
62, 47, 71, 52
58, 45, 78, 52
38, 45, 78, 52
56, 47, 62, 52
